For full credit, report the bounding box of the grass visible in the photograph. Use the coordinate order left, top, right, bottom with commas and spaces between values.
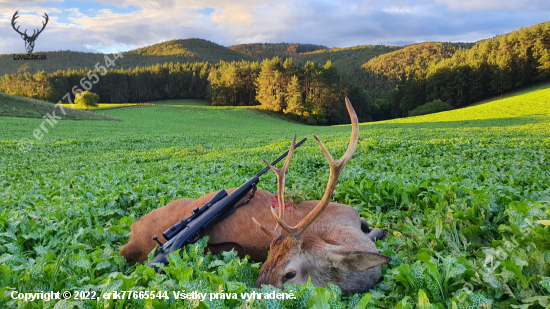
61, 103, 138, 110
0, 87, 549, 308
467, 82, 550, 107
0, 93, 120, 121
60, 100, 207, 111
378, 84, 550, 124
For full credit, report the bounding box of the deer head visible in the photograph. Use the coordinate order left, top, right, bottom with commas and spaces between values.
12, 11, 49, 53
253, 98, 391, 293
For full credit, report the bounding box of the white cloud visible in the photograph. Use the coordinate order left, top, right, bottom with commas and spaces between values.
382, 5, 432, 15
433, 0, 550, 11
66, 8, 85, 20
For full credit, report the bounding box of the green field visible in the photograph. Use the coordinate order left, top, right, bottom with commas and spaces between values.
0, 93, 120, 121
0, 86, 549, 308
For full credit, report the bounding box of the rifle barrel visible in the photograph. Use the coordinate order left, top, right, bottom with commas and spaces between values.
255, 137, 307, 178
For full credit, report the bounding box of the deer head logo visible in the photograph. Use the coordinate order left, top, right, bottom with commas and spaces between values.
11, 10, 49, 54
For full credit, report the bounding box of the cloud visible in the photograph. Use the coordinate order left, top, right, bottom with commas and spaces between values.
0, 0, 62, 3
433, 0, 550, 12
382, 5, 435, 15
0, 0, 548, 55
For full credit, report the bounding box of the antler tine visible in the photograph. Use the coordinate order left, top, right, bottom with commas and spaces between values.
12, 11, 25, 36
42, 13, 49, 27
253, 135, 297, 237
252, 218, 278, 238
283, 98, 359, 238
265, 135, 296, 232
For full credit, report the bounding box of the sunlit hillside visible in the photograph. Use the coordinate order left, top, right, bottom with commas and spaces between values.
378, 84, 550, 124
0, 92, 119, 120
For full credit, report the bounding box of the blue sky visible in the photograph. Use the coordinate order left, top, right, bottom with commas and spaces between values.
1, 0, 549, 54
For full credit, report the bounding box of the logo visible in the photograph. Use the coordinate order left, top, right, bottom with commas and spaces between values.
11, 10, 49, 53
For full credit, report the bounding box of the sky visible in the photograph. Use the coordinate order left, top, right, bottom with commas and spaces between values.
0, 0, 549, 54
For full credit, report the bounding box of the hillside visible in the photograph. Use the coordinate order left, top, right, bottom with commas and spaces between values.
229, 43, 402, 86
229, 43, 327, 59
361, 42, 474, 91
126, 39, 257, 62
0, 38, 256, 76
295, 45, 403, 86
0, 92, 119, 120
378, 83, 550, 124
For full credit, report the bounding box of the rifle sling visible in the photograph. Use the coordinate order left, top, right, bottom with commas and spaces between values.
234, 183, 257, 208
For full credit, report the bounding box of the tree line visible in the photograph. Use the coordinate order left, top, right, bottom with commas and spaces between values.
208, 57, 369, 125
0, 57, 371, 125
0, 62, 211, 104
229, 43, 327, 59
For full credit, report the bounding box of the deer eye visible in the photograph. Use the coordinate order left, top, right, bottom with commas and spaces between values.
284, 271, 296, 281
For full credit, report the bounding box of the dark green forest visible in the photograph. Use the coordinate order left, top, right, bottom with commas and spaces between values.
1, 21, 549, 124
0, 62, 211, 104
295, 45, 403, 88
360, 42, 473, 92
209, 58, 358, 124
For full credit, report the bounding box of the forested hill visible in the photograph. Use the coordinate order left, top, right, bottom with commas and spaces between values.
361, 21, 550, 118
229, 43, 327, 59
128, 39, 256, 60
0, 38, 256, 76
295, 45, 403, 86
361, 42, 474, 91
229, 44, 402, 86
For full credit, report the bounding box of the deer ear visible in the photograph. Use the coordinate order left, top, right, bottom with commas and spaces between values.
328, 250, 391, 272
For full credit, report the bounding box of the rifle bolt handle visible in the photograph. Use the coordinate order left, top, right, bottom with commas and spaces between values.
192, 207, 200, 214
152, 235, 164, 246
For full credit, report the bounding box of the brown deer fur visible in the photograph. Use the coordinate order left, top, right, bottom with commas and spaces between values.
120, 190, 372, 263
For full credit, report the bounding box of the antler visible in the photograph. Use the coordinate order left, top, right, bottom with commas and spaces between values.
38, 13, 49, 35
265, 98, 359, 239
253, 135, 297, 238
30, 12, 49, 39
11, 11, 49, 39
11, 11, 26, 37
